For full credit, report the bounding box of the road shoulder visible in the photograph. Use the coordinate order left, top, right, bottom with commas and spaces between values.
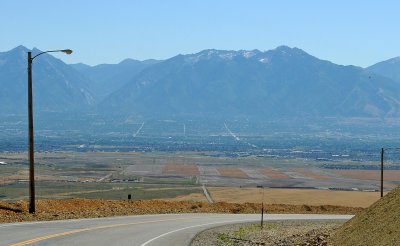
191, 220, 346, 246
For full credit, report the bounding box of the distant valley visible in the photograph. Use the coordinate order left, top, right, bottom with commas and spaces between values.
2, 45, 400, 197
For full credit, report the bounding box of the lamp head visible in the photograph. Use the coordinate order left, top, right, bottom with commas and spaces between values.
61, 49, 73, 55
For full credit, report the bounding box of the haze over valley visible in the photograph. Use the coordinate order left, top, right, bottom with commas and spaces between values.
2, 44, 400, 194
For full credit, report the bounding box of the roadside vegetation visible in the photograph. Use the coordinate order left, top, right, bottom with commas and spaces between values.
192, 220, 344, 246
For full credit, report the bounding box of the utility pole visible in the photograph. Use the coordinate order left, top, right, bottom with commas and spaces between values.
260, 186, 264, 229
261, 200, 264, 229
380, 148, 384, 198
28, 52, 35, 214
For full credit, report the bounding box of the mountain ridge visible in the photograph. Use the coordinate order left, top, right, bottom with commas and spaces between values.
98, 46, 400, 119
2, 45, 400, 121
367, 56, 400, 83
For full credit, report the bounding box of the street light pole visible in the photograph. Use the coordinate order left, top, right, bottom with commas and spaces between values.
27, 49, 72, 214
27, 52, 35, 214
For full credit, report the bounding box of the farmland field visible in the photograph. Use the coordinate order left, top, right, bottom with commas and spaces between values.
1, 117, 400, 205
1, 150, 399, 205
206, 187, 384, 207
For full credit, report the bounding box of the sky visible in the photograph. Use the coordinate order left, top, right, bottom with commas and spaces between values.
0, 0, 399, 67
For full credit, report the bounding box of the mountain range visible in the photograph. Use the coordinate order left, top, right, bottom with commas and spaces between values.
98, 47, 400, 118
1, 45, 400, 120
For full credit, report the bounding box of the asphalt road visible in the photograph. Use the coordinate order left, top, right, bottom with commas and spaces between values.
0, 213, 352, 246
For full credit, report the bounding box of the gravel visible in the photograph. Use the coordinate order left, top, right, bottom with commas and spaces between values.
191, 220, 346, 246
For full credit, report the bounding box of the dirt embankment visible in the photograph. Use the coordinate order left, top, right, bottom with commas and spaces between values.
0, 199, 361, 224
331, 186, 400, 245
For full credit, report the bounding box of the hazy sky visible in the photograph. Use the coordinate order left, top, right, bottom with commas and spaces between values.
1, 0, 399, 67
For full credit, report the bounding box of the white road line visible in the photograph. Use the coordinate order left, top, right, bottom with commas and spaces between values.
140, 219, 255, 246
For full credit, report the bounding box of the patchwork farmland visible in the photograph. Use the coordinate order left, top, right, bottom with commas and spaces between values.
1, 150, 399, 204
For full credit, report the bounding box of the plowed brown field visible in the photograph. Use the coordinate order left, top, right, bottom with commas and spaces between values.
162, 163, 199, 176
217, 168, 248, 178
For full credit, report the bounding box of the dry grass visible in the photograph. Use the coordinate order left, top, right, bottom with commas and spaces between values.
208, 187, 383, 208
258, 168, 291, 179
331, 186, 400, 246
217, 168, 249, 178
162, 163, 199, 176
333, 169, 400, 181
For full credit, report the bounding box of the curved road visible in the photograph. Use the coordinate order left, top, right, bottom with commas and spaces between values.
0, 213, 352, 246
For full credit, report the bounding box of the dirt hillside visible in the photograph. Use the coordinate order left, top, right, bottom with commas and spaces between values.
331, 186, 400, 245
0, 199, 360, 224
